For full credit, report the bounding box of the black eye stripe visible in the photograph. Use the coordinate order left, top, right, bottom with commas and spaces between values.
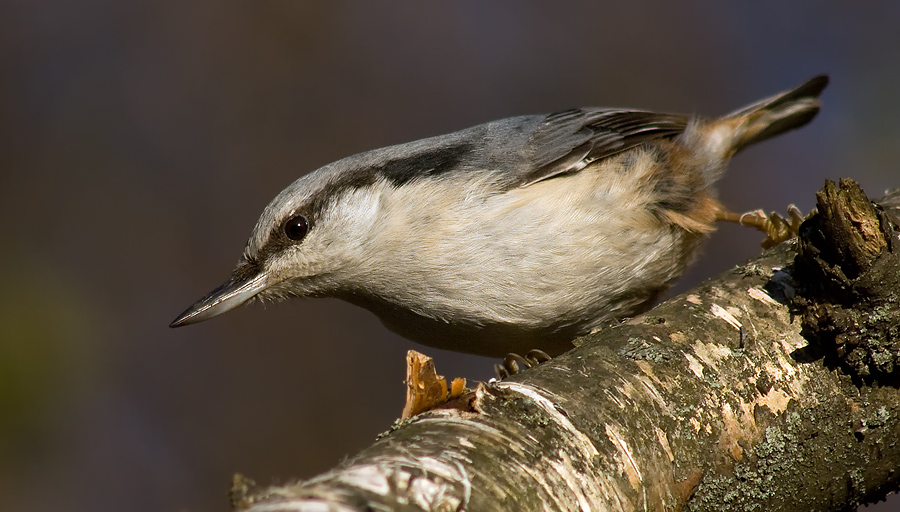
283, 214, 310, 241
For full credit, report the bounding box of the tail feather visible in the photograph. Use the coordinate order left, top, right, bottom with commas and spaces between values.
727, 75, 829, 153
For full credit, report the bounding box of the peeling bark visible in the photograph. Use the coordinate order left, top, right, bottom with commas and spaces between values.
234, 180, 900, 512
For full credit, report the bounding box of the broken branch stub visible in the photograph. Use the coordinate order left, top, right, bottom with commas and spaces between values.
793, 179, 900, 381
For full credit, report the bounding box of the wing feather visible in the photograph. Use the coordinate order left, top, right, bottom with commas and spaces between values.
518, 108, 689, 186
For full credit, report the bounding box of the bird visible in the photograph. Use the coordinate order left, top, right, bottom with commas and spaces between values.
171, 75, 828, 359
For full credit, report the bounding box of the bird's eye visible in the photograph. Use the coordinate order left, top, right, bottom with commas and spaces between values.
283, 214, 310, 241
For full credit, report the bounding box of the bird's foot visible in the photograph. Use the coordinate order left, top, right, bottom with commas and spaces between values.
718, 204, 814, 249
493, 349, 552, 380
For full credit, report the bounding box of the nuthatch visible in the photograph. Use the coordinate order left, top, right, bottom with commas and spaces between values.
171, 76, 828, 358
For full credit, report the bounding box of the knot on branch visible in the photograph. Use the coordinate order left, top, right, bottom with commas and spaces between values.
792, 179, 900, 383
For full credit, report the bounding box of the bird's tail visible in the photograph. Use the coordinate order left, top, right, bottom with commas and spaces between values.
725, 75, 829, 154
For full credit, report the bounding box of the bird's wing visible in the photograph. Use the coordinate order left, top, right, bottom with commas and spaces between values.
513, 108, 690, 187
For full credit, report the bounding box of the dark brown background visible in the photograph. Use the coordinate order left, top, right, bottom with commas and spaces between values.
2, 2, 899, 511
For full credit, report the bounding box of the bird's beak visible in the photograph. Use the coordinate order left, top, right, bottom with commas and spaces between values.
170, 261, 268, 328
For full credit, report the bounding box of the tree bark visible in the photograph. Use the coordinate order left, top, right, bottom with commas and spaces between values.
232, 180, 900, 512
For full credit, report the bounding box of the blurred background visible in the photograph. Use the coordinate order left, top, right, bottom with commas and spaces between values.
2, 1, 899, 511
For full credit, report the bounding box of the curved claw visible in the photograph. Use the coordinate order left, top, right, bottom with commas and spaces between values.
493, 363, 510, 380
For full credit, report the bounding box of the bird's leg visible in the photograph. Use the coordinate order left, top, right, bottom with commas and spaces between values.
493, 349, 552, 379
717, 204, 813, 249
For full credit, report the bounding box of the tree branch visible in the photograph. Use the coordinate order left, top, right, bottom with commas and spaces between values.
232, 179, 900, 512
